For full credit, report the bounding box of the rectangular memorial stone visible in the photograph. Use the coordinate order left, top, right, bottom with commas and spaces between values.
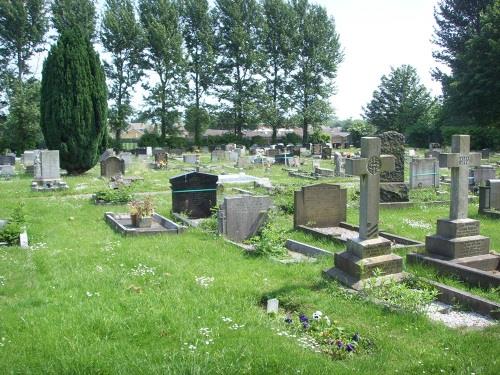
36, 150, 60, 180
380, 131, 405, 183
183, 154, 199, 164
22, 151, 36, 167
218, 195, 272, 242
170, 171, 218, 219
100, 156, 125, 177
490, 179, 500, 210
473, 165, 496, 187
321, 147, 332, 160
311, 144, 322, 156
119, 152, 133, 168
0, 155, 15, 166
0, 165, 15, 177
211, 150, 226, 161
409, 158, 440, 188
294, 184, 347, 228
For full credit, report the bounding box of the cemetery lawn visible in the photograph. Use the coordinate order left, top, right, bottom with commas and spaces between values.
1, 158, 499, 374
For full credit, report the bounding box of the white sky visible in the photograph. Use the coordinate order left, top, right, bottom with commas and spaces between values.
320, 0, 445, 119
29, 0, 446, 121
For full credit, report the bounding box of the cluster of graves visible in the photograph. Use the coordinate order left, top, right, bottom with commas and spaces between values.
1, 133, 499, 317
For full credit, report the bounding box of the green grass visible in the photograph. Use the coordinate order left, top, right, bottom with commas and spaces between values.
0, 155, 499, 374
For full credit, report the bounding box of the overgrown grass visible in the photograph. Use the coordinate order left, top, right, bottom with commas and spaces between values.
0, 155, 499, 374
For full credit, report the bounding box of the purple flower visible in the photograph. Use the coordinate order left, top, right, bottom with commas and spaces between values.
302, 321, 310, 329
336, 340, 343, 349
352, 333, 360, 342
346, 343, 355, 352
284, 315, 293, 324
299, 314, 309, 323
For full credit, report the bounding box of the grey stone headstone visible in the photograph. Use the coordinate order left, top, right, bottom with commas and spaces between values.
266, 298, 279, 314
218, 195, 272, 242
294, 184, 347, 228
473, 165, 496, 187
19, 231, 28, 248
228, 151, 239, 162
0, 165, 15, 177
119, 152, 133, 168
183, 154, 199, 164
100, 156, 125, 177
409, 158, 440, 188
334, 152, 345, 177
22, 151, 36, 167
211, 150, 225, 162
490, 179, 500, 210
99, 148, 115, 162
37, 150, 61, 180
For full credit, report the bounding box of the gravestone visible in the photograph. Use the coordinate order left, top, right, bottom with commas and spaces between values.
427, 139, 485, 247
409, 135, 499, 286
481, 149, 490, 159
31, 150, 68, 191
479, 179, 500, 214
154, 150, 168, 164
100, 156, 125, 178
292, 146, 301, 156
119, 152, 133, 168
425, 143, 442, 158
294, 184, 346, 228
274, 153, 293, 165
170, 171, 218, 219
321, 146, 332, 160
379, 131, 409, 202
0, 164, 15, 177
228, 151, 239, 162
334, 152, 345, 177
473, 165, 496, 187
236, 157, 250, 168
218, 195, 272, 242
211, 150, 225, 161
22, 151, 36, 167
99, 148, 115, 162
409, 158, 440, 188
0, 154, 15, 166
265, 148, 279, 157
146, 147, 153, 156
326, 137, 402, 290
183, 154, 199, 164
225, 143, 237, 151
311, 144, 322, 156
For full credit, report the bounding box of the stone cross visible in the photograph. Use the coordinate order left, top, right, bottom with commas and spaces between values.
346, 137, 395, 240
439, 135, 481, 220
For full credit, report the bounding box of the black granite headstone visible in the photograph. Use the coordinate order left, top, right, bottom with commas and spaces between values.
170, 172, 219, 219
0, 154, 15, 166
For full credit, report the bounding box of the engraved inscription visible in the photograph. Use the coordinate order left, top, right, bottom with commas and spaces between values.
367, 156, 381, 175
456, 222, 480, 237
458, 155, 470, 166
461, 240, 487, 257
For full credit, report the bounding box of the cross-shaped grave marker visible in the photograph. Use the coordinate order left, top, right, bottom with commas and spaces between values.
439, 135, 481, 220
346, 137, 395, 240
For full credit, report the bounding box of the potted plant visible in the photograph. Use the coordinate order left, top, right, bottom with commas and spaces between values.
128, 196, 154, 228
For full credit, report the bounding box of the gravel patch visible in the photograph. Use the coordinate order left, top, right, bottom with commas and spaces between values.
425, 301, 496, 329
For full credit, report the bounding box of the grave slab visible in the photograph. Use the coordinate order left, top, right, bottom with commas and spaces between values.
105, 212, 184, 236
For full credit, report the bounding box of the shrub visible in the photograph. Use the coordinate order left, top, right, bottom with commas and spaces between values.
0, 204, 26, 246
94, 187, 133, 204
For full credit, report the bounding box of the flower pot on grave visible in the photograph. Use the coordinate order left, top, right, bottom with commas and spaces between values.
138, 216, 153, 228
130, 213, 139, 227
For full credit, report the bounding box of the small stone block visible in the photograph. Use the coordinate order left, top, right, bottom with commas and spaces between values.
426, 235, 490, 259
436, 218, 480, 238
334, 251, 403, 279
19, 231, 28, 248
346, 236, 392, 258
267, 298, 279, 314
345, 158, 367, 177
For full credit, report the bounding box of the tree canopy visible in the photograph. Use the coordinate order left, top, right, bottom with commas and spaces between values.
363, 65, 438, 146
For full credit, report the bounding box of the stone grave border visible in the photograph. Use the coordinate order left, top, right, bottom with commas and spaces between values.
407, 252, 499, 288
105, 212, 184, 236
296, 222, 424, 250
